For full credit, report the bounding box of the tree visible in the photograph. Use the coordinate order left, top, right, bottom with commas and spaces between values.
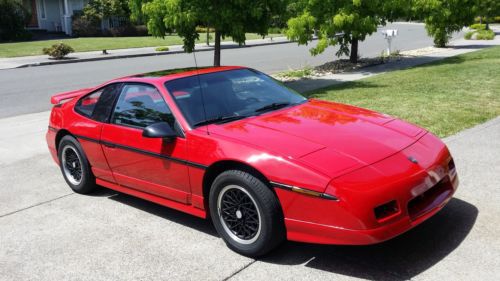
0, 0, 30, 41
475, 0, 500, 29
83, 0, 131, 21
413, 0, 476, 47
129, 0, 147, 24
286, 0, 410, 63
142, 0, 285, 66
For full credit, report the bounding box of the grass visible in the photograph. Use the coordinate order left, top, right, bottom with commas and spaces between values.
276, 66, 314, 79
0, 33, 282, 58
307, 46, 500, 138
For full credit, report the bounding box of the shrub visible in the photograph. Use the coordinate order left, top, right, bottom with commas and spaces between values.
268, 27, 282, 34
72, 13, 102, 37
495, 16, 500, 23
155, 46, 169, 52
106, 24, 149, 37
470, 23, 486, 30
43, 43, 75, 59
464, 29, 495, 40
464, 31, 474, 40
135, 25, 149, 36
476, 29, 495, 40
0, 0, 31, 41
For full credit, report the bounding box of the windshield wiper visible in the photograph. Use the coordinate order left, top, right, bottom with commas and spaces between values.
193, 115, 250, 127
254, 102, 291, 113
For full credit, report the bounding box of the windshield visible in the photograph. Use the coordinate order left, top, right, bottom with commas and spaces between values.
164, 69, 306, 127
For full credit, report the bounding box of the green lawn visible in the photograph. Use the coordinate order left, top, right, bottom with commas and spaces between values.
308, 46, 500, 138
0, 33, 282, 58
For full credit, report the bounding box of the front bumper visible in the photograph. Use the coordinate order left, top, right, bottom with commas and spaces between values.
283, 174, 457, 245
277, 132, 459, 245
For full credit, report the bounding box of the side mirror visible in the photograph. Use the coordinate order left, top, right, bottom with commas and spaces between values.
142, 122, 177, 141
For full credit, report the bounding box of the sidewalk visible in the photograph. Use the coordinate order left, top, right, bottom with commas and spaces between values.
0, 36, 290, 70
287, 26, 500, 92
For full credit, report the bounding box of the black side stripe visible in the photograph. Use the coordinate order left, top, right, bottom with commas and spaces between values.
48, 126, 58, 132
75, 134, 100, 144
74, 134, 207, 170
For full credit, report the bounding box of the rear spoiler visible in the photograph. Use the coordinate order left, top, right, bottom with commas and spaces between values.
50, 88, 93, 105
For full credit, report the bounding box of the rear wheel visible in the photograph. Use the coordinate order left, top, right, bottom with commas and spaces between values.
58, 135, 98, 194
209, 170, 285, 257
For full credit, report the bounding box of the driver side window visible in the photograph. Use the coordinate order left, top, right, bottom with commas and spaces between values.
111, 84, 176, 129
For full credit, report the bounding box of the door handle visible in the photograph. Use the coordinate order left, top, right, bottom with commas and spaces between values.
102, 142, 116, 148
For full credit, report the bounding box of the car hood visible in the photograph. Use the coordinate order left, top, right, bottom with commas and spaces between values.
209, 99, 425, 178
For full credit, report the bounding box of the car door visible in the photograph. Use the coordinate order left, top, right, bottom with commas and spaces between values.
100, 83, 191, 203
71, 83, 122, 183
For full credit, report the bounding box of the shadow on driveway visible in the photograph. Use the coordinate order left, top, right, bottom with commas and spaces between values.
104, 190, 219, 237
261, 198, 478, 280
101, 188, 477, 280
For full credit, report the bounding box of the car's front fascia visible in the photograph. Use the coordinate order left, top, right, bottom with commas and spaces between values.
266, 131, 458, 245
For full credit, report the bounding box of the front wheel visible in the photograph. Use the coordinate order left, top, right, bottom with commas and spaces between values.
209, 170, 285, 257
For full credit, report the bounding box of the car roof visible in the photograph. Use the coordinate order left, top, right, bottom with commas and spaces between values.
112, 66, 247, 84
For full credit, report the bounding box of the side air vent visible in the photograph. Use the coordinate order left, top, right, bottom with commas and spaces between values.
374, 200, 399, 222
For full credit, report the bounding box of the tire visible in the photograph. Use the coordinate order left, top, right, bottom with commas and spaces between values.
58, 135, 98, 194
209, 170, 285, 257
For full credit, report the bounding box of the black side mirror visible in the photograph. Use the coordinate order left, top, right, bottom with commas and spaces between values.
142, 122, 177, 141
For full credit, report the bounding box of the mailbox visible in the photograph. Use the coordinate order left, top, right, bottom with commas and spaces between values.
381, 29, 398, 56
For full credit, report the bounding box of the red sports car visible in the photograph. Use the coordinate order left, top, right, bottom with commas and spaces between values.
46, 66, 458, 257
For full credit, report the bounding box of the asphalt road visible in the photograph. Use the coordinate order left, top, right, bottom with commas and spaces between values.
0, 23, 456, 118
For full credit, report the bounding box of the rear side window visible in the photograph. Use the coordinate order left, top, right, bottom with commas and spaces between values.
75, 90, 102, 118
111, 84, 175, 129
75, 84, 121, 122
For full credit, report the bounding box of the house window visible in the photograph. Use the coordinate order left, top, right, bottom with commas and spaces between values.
39, 0, 46, 19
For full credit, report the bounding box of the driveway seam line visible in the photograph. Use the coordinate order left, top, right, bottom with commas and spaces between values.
0, 193, 74, 218
221, 259, 257, 281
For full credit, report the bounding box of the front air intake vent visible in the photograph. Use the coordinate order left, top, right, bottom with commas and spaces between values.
374, 200, 399, 222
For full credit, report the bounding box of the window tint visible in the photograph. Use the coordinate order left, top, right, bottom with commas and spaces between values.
75, 89, 103, 118
112, 84, 175, 129
92, 84, 121, 122
164, 69, 306, 127
75, 84, 120, 121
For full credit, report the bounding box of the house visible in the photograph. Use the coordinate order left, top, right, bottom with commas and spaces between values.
22, 0, 88, 35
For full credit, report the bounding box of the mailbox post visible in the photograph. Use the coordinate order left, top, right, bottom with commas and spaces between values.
381, 29, 398, 56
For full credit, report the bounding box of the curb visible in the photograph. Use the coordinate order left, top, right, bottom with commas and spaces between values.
15, 39, 297, 69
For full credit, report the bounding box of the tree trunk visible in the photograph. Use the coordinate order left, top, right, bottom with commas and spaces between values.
214, 30, 221, 66
350, 38, 358, 63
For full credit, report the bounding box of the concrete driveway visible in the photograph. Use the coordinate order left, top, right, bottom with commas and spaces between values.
0, 107, 499, 280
